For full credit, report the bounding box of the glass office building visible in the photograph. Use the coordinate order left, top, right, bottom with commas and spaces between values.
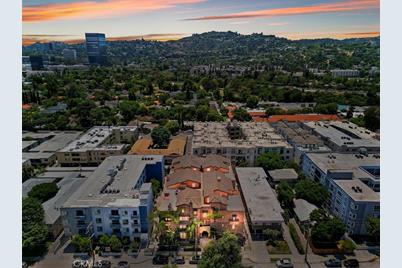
85, 33, 107, 65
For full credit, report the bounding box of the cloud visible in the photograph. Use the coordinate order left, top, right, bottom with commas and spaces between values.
22, 33, 186, 46
274, 30, 379, 40
229, 21, 250, 25
184, 0, 379, 21
267, 22, 290, 27
23, 0, 205, 22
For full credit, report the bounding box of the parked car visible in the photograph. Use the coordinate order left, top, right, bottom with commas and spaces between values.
152, 255, 169, 265
343, 259, 359, 267
189, 255, 201, 264
117, 261, 129, 268
93, 260, 112, 268
325, 258, 342, 267
173, 256, 185, 264
276, 258, 293, 268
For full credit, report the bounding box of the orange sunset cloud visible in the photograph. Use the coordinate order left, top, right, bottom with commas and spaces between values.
23, 0, 205, 22
184, 0, 379, 21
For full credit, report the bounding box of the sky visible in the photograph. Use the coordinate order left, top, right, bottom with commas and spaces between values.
22, 0, 380, 45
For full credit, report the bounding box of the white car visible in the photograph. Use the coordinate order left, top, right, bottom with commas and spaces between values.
276, 258, 293, 268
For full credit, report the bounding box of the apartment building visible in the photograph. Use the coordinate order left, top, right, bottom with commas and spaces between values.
273, 121, 331, 162
156, 155, 245, 239
330, 69, 360, 78
301, 152, 380, 235
192, 121, 293, 166
61, 155, 164, 244
302, 121, 380, 154
235, 167, 284, 240
56, 126, 138, 166
22, 131, 82, 166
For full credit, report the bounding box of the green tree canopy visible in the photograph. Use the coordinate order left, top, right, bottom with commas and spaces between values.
28, 182, 59, 203
256, 152, 286, 171
364, 106, 380, 131
151, 126, 171, 148
276, 182, 295, 208
232, 108, 252, 122
294, 180, 329, 207
199, 232, 242, 268
365, 216, 380, 243
311, 217, 346, 246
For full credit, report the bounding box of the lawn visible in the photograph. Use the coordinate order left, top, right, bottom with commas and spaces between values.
267, 240, 291, 254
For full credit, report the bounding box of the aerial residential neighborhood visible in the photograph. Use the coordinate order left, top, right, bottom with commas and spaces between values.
18, 1, 383, 267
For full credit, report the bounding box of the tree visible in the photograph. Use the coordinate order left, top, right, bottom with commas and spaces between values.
22, 197, 45, 232
150, 178, 162, 197
256, 152, 286, 171
294, 180, 329, 207
232, 108, 251, 121
165, 120, 180, 135
263, 229, 282, 244
119, 100, 139, 123
109, 235, 123, 252
71, 235, 91, 253
276, 182, 295, 208
28, 182, 59, 203
314, 103, 338, 114
365, 216, 380, 243
337, 239, 356, 253
246, 95, 259, 108
309, 208, 329, 223
199, 232, 242, 268
99, 234, 110, 248
151, 126, 171, 148
22, 223, 49, 257
364, 106, 380, 131
311, 217, 346, 246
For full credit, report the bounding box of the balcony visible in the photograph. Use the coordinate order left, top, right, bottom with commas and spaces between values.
131, 214, 139, 219
109, 214, 120, 219
110, 223, 121, 228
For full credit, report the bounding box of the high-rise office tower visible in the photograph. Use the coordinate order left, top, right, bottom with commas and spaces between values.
85, 33, 107, 65
29, 55, 44, 70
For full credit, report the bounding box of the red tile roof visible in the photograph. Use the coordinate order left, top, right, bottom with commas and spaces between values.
253, 114, 341, 123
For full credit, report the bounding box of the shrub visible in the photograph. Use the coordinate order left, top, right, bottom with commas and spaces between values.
28, 182, 59, 203
289, 223, 305, 254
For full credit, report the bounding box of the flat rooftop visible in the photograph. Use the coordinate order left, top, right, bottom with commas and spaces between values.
274, 121, 327, 148
43, 177, 86, 225
63, 155, 163, 208
29, 132, 82, 152
59, 126, 136, 153
268, 168, 298, 182
303, 121, 380, 149
305, 153, 380, 181
236, 167, 284, 224
334, 179, 379, 202
192, 122, 291, 149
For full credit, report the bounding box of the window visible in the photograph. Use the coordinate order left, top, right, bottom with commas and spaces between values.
96, 209, 101, 215
134, 220, 138, 224
123, 211, 128, 215
133, 211, 138, 216
77, 220, 85, 226
111, 210, 119, 216
95, 218, 102, 224
112, 220, 119, 225
76, 210, 84, 216
122, 219, 129, 225
374, 205, 380, 212
134, 228, 139, 233
97, 226, 103, 232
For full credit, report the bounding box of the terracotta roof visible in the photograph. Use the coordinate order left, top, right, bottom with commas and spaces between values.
22, 104, 31, 110
253, 114, 341, 123
202, 172, 233, 196
172, 155, 231, 171
166, 169, 202, 187
248, 111, 266, 117
172, 155, 204, 170
176, 188, 202, 208
128, 136, 186, 156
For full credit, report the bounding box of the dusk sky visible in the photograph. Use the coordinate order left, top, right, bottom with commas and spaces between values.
22, 0, 380, 45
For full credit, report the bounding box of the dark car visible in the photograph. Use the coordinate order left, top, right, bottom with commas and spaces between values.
343, 259, 359, 267
325, 258, 342, 267
117, 261, 129, 268
173, 256, 185, 265
152, 255, 169, 265
189, 255, 201, 264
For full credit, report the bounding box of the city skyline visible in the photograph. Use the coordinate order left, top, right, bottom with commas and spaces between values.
23, 0, 379, 45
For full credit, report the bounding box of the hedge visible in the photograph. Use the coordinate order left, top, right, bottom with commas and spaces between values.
288, 223, 305, 254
